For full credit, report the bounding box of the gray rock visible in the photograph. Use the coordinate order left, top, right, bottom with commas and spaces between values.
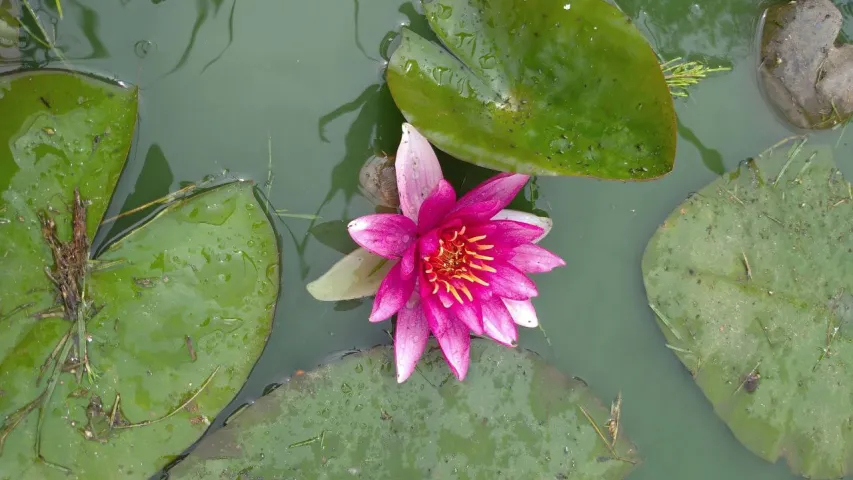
759, 0, 853, 129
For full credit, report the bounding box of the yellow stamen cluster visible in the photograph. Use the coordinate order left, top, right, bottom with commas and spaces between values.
423, 226, 495, 304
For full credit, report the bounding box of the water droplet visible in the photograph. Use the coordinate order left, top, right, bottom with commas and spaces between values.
436, 3, 453, 19
355, 363, 364, 373
478, 54, 497, 69
0, 218, 9, 225
134, 40, 156, 59
341, 382, 353, 394
404, 59, 417, 73
431, 66, 451, 85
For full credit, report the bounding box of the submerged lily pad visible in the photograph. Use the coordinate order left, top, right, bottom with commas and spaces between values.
0, 71, 279, 478
170, 339, 640, 479
386, 0, 676, 179
642, 140, 853, 478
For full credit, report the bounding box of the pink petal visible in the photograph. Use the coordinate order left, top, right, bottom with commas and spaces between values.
491, 209, 553, 243
417, 180, 457, 233
502, 298, 538, 328
417, 228, 440, 257
509, 244, 566, 273
348, 214, 416, 259
481, 298, 518, 346
469, 220, 544, 248
400, 243, 417, 279
481, 261, 538, 300
449, 173, 529, 219
396, 123, 443, 222
395, 292, 429, 383
445, 200, 502, 225
449, 299, 484, 335
369, 262, 416, 322
423, 296, 471, 380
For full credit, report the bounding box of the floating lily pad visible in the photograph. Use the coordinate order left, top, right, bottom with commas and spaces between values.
0, 71, 279, 478
169, 339, 640, 479
386, 0, 676, 179
642, 140, 853, 479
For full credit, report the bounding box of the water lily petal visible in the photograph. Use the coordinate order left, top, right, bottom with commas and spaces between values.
306, 248, 395, 301
423, 295, 471, 380
450, 173, 529, 219
445, 199, 502, 225
492, 209, 553, 243
396, 123, 443, 222
400, 243, 418, 279
502, 298, 538, 328
482, 298, 518, 346
348, 214, 416, 259
468, 220, 544, 248
509, 244, 566, 273
449, 299, 484, 335
369, 261, 416, 322
395, 292, 429, 383
417, 228, 441, 256
417, 179, 457, 233
481, 261, 538, 300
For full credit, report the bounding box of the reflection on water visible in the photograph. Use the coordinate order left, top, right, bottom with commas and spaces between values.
315, 82, 403, 219
619, 0, 767, 58
164, 0, 236, 76
677, 116, 725, 175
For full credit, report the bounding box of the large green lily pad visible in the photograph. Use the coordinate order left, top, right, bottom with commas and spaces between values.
386, 0, 676, 179
642, 139, 853, 479
170, 339, 640, 479
0, 71, 279, 478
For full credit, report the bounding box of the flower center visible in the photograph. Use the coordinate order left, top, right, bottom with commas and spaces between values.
422, 226, 495, 304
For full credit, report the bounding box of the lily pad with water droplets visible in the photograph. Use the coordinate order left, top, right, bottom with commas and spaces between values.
169, 339, 640, 479
642, 140, 853, 479
0, 71, 279, 479
386, 0, 676, 179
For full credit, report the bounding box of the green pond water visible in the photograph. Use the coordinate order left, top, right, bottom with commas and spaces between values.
5, 0, 853, 478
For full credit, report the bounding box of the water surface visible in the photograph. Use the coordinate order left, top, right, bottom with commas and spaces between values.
7, 0, 853, 478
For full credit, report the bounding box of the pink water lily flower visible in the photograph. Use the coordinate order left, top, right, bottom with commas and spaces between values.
309, 124, 565, 382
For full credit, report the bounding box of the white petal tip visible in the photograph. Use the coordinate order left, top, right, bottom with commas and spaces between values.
305, 248, 393, 301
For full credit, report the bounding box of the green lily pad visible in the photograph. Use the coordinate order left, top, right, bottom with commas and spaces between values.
642, 140, 853, 479
169, 339, 640, 479
386, 0, 676, 179
0, 71, 279, 478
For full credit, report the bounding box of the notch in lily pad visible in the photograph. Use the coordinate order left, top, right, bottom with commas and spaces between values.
0, 70, 279, 478
385, 0, 677, 179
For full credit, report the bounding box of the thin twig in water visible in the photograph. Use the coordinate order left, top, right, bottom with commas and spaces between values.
721, 187, 744, 206
266, 132, 274, 203
35, 326, 74, 472
538, 322, 552, 347
741, 250, 752, 281
665, 344, 692, 354
101, 181, 211, 224
18, 0, 69, 65
115, 366, 220, 429
758, 135, 805, 159
649, 303, 682, 341
288, 430, 325, 449
773, 137, 807, 186
578, 406, 637, 464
